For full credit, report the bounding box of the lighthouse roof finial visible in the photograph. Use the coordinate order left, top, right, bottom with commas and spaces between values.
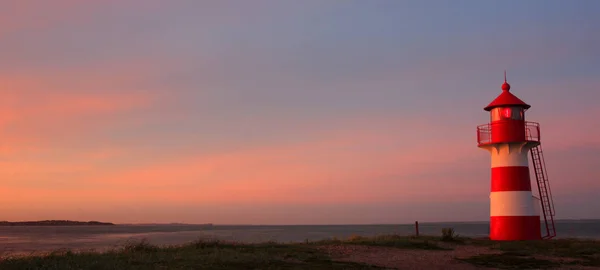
484, 70, 530, 111
502, 70, 511, 91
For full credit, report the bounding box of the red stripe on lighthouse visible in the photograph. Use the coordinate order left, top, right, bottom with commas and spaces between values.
491, 166, 532, 192
490, 216, 541, 240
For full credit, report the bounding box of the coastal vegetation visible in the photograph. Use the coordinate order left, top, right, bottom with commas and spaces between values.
311, 234, 450, 250
0, 239, 380, 270
0, 220, 115, 226
0, 231, 598, 269
458, 237, 600, 268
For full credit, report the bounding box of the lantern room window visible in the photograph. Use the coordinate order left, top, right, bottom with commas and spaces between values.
491, 107, 524, 121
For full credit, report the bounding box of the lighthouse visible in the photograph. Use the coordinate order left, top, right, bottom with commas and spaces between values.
477, 73, 556, 241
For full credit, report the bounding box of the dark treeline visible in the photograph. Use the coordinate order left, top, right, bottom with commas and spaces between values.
0, 220, 114, 226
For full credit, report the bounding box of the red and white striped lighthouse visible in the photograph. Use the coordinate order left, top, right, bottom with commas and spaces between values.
476, 73, 556, 241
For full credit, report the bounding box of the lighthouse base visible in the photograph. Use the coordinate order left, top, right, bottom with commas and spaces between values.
490, 216, 542, 241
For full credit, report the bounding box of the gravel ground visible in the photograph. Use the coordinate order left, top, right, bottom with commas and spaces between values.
318, 244, 600, 270
318, 244, 499, 269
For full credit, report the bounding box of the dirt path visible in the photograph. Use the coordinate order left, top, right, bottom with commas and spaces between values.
318, 244, 499, 269
319, 244, 600, 270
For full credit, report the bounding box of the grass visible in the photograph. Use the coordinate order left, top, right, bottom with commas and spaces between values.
1, 233, 599, 269
0, 239, 383, 270
493, 238, 600, 257
457, 253, 560, 269
459, 237, 600, 268
492, 238, 600, 267
0, 234, 450, 269
440, 227, 458, 242
311, 234, 450, 250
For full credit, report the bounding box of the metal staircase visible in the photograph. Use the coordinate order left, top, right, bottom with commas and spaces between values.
531, 145, 557, 239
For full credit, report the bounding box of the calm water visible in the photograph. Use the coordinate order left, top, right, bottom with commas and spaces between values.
1, 220, 598, 256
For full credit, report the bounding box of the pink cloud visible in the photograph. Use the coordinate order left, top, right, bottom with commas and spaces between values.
0, 57, 171, 154
532, 107, 600, 151
46, 117, 479, 205
0, 159, 93, 176
0, 115, 478, 211
1, 110, 596, 222
0, 1, 165, 39
0, 91, 154, 156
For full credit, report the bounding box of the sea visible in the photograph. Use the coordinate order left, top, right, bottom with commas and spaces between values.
1, 220, 598, 257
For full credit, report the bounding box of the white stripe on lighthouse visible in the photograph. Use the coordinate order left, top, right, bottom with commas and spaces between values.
488, 143, 531, 168
490, 191, 538, 216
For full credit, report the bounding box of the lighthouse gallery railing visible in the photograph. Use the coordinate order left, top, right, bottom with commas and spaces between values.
476, 121, 540, 145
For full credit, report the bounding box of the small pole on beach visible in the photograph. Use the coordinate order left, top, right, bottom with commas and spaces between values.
415, 221, 419, 236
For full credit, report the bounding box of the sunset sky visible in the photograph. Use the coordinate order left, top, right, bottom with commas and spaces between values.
1, 0, 599, 224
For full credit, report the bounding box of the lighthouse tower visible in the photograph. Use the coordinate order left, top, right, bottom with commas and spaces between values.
477, 73, 556, 241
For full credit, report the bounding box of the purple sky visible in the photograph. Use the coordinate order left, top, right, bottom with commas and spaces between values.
1, 0, 599, 224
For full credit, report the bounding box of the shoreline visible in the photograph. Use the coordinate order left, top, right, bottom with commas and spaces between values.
2, 223, 599, 259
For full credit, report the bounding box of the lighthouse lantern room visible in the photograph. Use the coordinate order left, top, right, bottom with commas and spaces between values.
477, 73, 556, 241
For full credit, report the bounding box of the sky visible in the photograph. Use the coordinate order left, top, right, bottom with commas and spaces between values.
1, 0, 599, 224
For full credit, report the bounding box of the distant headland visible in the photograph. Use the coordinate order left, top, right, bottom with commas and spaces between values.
0, 220, 115, 226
